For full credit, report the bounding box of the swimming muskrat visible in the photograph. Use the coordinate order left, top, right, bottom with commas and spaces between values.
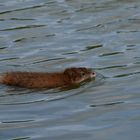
0, 67, 96, 89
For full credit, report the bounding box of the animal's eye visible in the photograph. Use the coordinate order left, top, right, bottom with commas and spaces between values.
81, 72, 85, 76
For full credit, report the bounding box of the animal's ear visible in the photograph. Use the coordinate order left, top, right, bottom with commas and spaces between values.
64, 68, 79, 83
64, 68, 75, 77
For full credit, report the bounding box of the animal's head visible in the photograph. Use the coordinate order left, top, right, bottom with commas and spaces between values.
64, 67, 96, 84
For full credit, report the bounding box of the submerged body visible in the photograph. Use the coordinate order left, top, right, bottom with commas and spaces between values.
0, 67, 96, 89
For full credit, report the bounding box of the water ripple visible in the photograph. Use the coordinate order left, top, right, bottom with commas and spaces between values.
14, 34, 55, 43
10, 18, 35, 21
82, 44, 103, 51
0, 72, 104, 105
0, 57, 18, 62
94, 65, 127, 70
113, 71, 140, 78
90, 101, 124, 107
99, 52, 124, 57
0, 25, 46, 31
76, 24, 103, 32
0, 4, 48, 15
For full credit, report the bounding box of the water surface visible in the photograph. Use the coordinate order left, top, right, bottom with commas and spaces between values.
0, 0, 140, 140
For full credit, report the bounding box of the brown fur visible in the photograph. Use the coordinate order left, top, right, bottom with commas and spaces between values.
0, 67, 95, 89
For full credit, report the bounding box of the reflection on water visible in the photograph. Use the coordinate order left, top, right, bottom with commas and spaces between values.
0, 0, 140, 140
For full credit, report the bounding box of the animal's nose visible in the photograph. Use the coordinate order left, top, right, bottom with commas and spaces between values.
92, 72, 96, 77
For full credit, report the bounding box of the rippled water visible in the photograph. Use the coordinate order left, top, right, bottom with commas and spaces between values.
0, 0, 140, 140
